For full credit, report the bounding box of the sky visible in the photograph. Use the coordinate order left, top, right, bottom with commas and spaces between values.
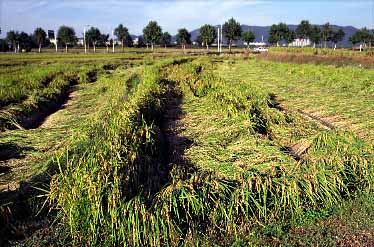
0, 0, 372, 38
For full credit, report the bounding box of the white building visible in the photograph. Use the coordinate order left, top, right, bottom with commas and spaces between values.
77, 37, 84, 46
289, 38, 311, 47
246, 41, 267, 47
133, 37, 139, 46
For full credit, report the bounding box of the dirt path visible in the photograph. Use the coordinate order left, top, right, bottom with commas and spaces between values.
162, 90, 195, 177
39, 86, 80, 129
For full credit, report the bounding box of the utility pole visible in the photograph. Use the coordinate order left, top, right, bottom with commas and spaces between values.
112, 29, 115, 53
220, 24, 223, 53
84, 27, 87, 54
217, 27, 220, 52
54, 30, 58, 53
83, 25, 90, 54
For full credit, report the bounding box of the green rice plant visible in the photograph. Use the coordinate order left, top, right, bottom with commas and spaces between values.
48, 60, 180, 246
48, 57, 374, 246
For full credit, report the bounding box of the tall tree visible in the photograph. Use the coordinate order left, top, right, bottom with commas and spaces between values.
143, 21, 162, 51
349, 32, 361, 47
6, 30, 19, 53
100, 34, 110, 52
286, 30, 296, 44
160, 32, 171, 48
242, 31, 255, 49
33, 27, 47, 53
199, 24, 217, 51
114, 24, 130, 52
321, 22, 333, 48
222, 18, 242, 52
331, 29, 345, 49
18, 32, 34, 52
57, 25, 76, 53
295, 20, 312, 39
310, 25, 321, 48
176, 28, 191, 53
268, 23, 290, 46
349, 28, 372, 49
86, 27, 101, 53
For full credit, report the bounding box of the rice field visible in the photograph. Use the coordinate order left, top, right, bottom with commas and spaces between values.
0, 52, 373, 246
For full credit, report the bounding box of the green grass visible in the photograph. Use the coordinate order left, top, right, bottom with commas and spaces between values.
0, 51, 372, 246
269, 47, 374, 57
0, 63, 142, 192
216, 58, 374, 141
45, 57, 373, 246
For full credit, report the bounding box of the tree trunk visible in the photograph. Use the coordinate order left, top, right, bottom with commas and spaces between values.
65, 44, 68, 53
206, 44, 209, 51
106, 46, 109, 53
151, 43, 154, 51
39, 43, 41, 53
93, 42, 96, 53
121, 40, 124, 52
183, 44, 186, 54
276, 41, 279, 47
165, 44, 167, 49
229, 41, 232, 53
313, 42, 316, 48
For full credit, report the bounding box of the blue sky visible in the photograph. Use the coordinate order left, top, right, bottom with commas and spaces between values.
0, 0, 372, 37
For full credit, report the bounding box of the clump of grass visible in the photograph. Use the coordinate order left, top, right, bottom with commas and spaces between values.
48, 60, 176, 245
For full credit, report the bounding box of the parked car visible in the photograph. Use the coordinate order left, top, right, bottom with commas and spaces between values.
253, 47, 268, 53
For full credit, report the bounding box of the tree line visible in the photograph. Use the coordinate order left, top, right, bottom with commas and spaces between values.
2, 18, 373, 53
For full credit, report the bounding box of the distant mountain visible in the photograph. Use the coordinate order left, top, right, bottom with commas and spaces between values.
174, 24, 359, 48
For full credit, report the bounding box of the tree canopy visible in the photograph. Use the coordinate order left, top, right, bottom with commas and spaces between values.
143, 21, 162, 50
222, 18, 242, 52
114, 24, 130, 51
86, 27, 101, 52
285, 30, 296, 44
349, 28, 372, 46
6, 31, 19, 52
268, 23, 290, 46
57, 25, 76, 53
199, 24, 217, 50
176, 28, 191, 52
321, 22, 333, 48
310, 25, 321, 47
242, 31, 255, 48
331, 28, 345, 46
160, 32, 172, 48
33, 27, 47, 53
295, 20, 312, 39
